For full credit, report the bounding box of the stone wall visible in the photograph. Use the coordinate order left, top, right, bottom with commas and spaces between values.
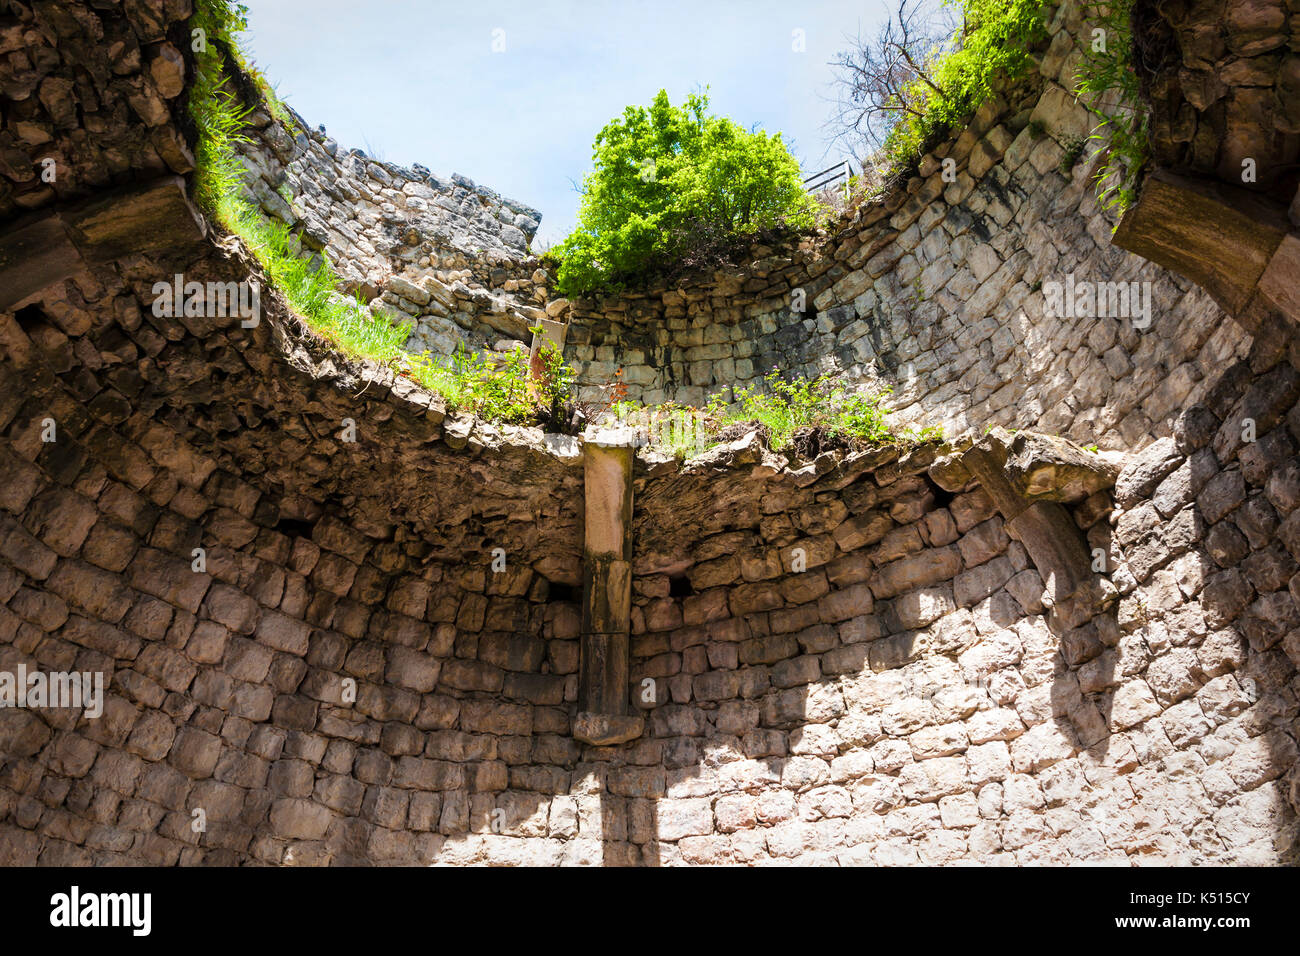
233, 99, 553, 357
0, 0, 1296, 868
552, 2, 1251, 451
0, 224, 591, 864
1139, 0, 1300, 207
222, 2, 1254, 457
429, 349, 1300, 865
0, 0, 196, 218
1, 235, 1296, 862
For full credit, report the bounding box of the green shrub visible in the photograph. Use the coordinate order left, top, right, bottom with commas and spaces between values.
553, 90, 819, 296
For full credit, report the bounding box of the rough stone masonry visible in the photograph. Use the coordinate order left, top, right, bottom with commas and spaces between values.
0, 0, 1297, 866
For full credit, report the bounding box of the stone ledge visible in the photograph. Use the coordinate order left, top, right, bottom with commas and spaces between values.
0, 176, 205, 312
572, 712, 644, 747
1113, 170, 1290, 319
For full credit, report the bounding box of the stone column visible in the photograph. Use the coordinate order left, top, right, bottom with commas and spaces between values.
573, 431, 644, 746
528, 318, 567, 388
954, 429, 1112, 613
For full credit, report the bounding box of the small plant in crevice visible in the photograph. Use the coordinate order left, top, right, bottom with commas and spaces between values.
404, 337, 575, 427
706, 370, 895, 452
911, 274, 928, 304
903, 423, 946, 443
1058, 135, 1087, 176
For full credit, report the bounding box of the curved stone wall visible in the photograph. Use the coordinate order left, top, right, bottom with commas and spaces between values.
1, 242, 1295, 863
0, 0, 1296, 867
556, 2, 1251, 451
215, 3, 1256, 456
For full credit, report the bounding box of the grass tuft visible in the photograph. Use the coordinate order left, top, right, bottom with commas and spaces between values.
707, 371, 895, 451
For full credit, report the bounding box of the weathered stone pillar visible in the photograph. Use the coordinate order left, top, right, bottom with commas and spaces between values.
528, 318, 567, 383
953, 429, 1108, 607
573, 432, 644, 746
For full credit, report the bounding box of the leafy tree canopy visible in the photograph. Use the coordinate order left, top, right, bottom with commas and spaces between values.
553, 89, 818, 295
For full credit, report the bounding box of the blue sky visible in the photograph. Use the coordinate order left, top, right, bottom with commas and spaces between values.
242, 0, 886, 245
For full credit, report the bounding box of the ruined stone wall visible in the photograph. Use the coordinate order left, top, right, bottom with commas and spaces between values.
1139, 0, 1300, 207
0, 230, 592, 864
221, 2, 1256, 458
555, 2, 1250, 452
233, 103, 552, 356
0, 0, 1296, 868
0, 0, 196, 218
430, 348, 1300, 865
1, 241, 1296, 862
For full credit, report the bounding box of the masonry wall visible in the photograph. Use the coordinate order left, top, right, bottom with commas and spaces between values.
432, 349, 1300, 865
553, 2, 1252, 452
0, 0, 1297, 868
0, 0, 195, 218
225, 2, 1255, 457
0, 232, 592, 864
1, 234, 1296, 863
233, 103, 553, 356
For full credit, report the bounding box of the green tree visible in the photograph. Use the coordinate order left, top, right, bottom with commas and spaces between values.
554, 90, 818, 295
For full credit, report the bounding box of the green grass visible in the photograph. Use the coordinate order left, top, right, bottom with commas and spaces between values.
190, 1, 253, 215
189, 2, 408, 364
706, 371, 895, 451
227, 201, 410, 360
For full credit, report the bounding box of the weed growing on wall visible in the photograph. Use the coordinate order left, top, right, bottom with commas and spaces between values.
191, 0, 379, 350
706, 371, 894, 451
406, 338, 574, 425
1073, 0, 1148, 218
190, 0, 253, 214
588, 371, 939, 460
